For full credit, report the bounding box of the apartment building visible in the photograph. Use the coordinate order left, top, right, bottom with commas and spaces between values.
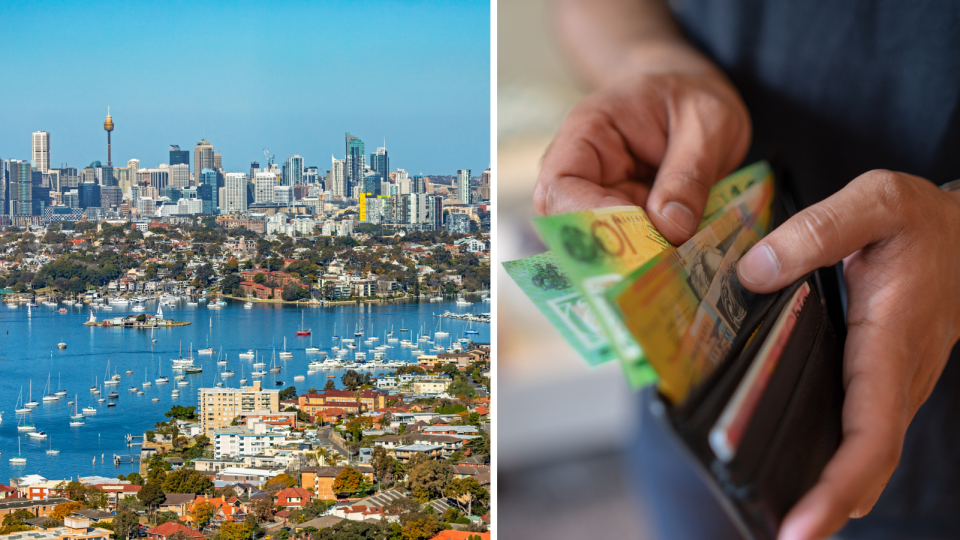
213, 420, 287, 458
199, 381, 280, 437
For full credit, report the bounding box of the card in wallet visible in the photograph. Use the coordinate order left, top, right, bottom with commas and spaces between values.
646, 182, 847, 540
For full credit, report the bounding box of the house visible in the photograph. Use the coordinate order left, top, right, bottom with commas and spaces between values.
159, 493, 196, 517
451, 466, 491, 480
393, 444, 444, 463
191, 496, 247, 527
293, 516, 343, 532
145, 522, 205, 540
0, 516, 113, 540
70, 509, 115, 524
0, 497, 72, 519
0, 486, 19, 499
92, 483, 142, 509
300, 466, 375, 501
275, 487, 312, 509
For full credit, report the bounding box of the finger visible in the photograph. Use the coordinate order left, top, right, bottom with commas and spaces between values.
534, 95, 666, 216
737, 171, 917, 293
778, 316, 909, 540
645, 95, 749, 244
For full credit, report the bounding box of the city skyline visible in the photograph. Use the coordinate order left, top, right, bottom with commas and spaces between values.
1, 1, 490, 175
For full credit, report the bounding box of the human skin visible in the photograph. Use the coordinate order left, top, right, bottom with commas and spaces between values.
535, 1, 960, 539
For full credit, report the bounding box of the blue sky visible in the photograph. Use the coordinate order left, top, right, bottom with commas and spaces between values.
1, 0, 490, 177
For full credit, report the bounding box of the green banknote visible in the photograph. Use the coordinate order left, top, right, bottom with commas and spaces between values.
502, 251, 618, 367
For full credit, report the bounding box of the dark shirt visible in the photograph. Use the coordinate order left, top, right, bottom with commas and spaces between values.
665, 1, 960, 537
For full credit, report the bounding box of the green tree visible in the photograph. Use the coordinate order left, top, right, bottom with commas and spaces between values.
324, 379, 336, 391
221, 274, 242, 296
190, 500, 216, 529
444, 477, 489, 516
278, 386, 298, 401
340, 370, 363, 391
370, 446, 395, 487
253, 273, 266, 284
407, 461, 454, 503
112, 511, 140, 540
447, 376, 475, 398
137, 481, 165, 510
161, 469, 214, 494
401, 515, 441, 540
165, 405, 197, 421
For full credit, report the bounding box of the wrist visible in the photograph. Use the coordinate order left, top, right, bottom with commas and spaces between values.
600, 39, 726, 86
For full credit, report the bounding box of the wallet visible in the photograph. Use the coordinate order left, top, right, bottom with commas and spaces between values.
647, 170, 848, 540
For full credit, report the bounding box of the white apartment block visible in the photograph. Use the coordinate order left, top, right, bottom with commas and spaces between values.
224, 173, 248, 212
254, 172, 276, 204
213, 419, 287, 459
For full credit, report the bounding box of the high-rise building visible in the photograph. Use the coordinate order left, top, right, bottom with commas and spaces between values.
148, 168, 169, 190
283, 155, 303, 187
412, 175, 427, 194
426, 194, 444, 230
457, 169, 471, 204
199, 168, 218, 213
79, 182, 101, 209
224, 173, 248, 212
168, 163, 190, 189
362, 171, 380, 196
169, 145, 189, 166
7, 160, 32, 216
371, 147, 389, 184
250, 161, 260, 181
214, 152, 222, 171
32, 131, 50, 173
194, 138, 215, 183
345, 133, 365, 194
101, 166, 117, 187
100, 185, 122, 208
198, 381, 280, 437
479, 167, 491, 200
303, 166, 319, 186
273, 185, 293, 205
330, 157, 346, 197
254, 172, 276, 204
407, 192, 427, 225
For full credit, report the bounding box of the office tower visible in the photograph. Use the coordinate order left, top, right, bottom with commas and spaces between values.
199, 168, 218, 213
363, 171, 379, 196
479, 167, 491, 200
169, 163, 190, 189
79, 182, 101, 209
194, 138, 215, 182
7, 160, 32, 216
371, 147, 388, 184
254, 172, 276, 204
32, 131, 50, 173
224, 172, 248, 212
282, 155, 303, 187
59, 167, 79, 190
63, 189, 79, 209
101, 165, 116, 187
160, 186, 182, 202
426, 194, 444, 231
345, 133, 364, 194
104, 109, 114, 166
214, 152, 222, 171
101, 186, 122, 208
457, 169, 471, 204
330, 157, 346, 197
250, 161, 260, 181
148, 169, 169, 189
273, 185, 293, 205
303, 166, 319, 186
407, 193, 427, 225
412, 175, 427, 194
196, 182, 214, 213
169, 145, 189, 166
127, 158, 140, 178
446, 213, 471, 234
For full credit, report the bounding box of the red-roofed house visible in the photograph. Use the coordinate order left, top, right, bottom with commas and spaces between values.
92, 483, 143, 508
0, 485, 19, 499
275, 487, 313, 509
146, 522, 205, 540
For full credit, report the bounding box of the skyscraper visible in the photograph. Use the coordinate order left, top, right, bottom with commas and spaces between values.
330, 157, 346, 197
199, 168, 218, 213
32, 131, 50, 173
283, 155, 303, 187
371, 147, 389, 184
214, 152, 222, 171
194, 138, 215, 184
104, 109, 114, 166
426, 194, 444, 231
254, 172, 276, 204
7, 160, 32, 216
169, 145, 189, 166
169, 163, 191, 189
412, 175, 427, 194
457, 169, 471, 204
479, 167, 491, 200
345, 133, 365, 195
224, 172, 248, 212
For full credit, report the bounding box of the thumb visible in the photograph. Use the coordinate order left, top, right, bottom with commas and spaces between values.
736, 171, 913, 293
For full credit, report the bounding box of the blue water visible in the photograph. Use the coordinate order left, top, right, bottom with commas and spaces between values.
0, 297, 490, 481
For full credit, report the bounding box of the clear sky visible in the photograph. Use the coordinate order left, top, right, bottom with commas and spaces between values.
1, 0, 490, 177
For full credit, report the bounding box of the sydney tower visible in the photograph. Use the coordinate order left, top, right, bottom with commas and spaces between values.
104, 107, 114, 167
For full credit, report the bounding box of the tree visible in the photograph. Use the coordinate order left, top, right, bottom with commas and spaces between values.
446, 376, 475, 398
165, 405, 197, 421
281, 284, 310, 301
190, 500, 216, 529
299, 500, 328, 521
324, 379, 336, 391
112, 511, 140, 540
370, 446, 395, 487
332, 467, 367, 497
401, 515, 441, 540
273, 529, 291, 540
340, 370, 365, 391
344, 416, 374, 443
137, 481, 165, 510
52, 500, 86, 520
278, 386, 298, 401
407, 461, 454, 503
251, 497, 275, 522
162, 469, 214, 494
384, 497, 421, 517
263, 473, 297, 493
253, 273, 266, 284
221, 274, 242, 296
445, 477, 489, 516
154, 512, 181, 526
219, 522, 247, 540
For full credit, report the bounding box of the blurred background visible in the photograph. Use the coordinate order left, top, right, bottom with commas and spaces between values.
498, 1, 647, 537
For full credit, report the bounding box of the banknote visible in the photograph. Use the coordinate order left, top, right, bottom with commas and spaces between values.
611, 179, 772, 399
502, 251, 620, 367
699, 161, 774, 227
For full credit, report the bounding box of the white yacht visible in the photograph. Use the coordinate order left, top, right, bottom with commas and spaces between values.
243, 301, 253, 309
239, 350, 255, 360
279, 338, 293, 360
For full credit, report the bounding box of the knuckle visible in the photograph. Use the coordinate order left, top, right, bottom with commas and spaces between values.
791, 204, 844, 263
859, 170, 917, 219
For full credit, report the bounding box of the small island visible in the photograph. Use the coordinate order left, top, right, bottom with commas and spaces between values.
83, 313, 191, 328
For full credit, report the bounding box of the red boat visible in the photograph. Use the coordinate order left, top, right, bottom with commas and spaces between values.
295, 312, 310, 336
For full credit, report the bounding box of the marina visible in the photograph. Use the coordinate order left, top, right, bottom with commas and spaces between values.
0, 295, 489, 479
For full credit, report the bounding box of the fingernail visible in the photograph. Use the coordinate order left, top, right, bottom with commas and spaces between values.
739, 243, 780, 285
659, 202, 695, 236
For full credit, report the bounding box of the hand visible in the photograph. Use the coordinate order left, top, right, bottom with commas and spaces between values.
735, 171, 960, 540
533, 65, 751, 245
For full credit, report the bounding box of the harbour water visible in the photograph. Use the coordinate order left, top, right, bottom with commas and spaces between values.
0, 296, 490, 481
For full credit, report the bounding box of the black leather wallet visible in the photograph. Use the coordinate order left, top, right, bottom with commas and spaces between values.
647, 175, 848, 540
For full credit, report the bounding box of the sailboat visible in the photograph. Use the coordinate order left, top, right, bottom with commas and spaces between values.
332, 323, 339, 341
142, 367, 151, 387
70, 396, 84, 420
239, 364, 247, 385
42, 373, 59, 402
25, 381, 39, 408
306, 335, 320, 354
217, 348, 228, 366
17, 412, 35, 432
55, 373, 67, 396
400, 319, 409, 332
465, 318, 479, 335
155, 356, 169, 384
15, 387, 31, 414
279, 337, 293, 359
9, 438, 26, 465
354, 320, 364, 337
435, 318, 449, 338
296, 311, 311, 336
270, 350, 282, 373
46, 437, 59, 455
157, 303, 164, 319
103, 360, 119, 386
198, 335, 214, 355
